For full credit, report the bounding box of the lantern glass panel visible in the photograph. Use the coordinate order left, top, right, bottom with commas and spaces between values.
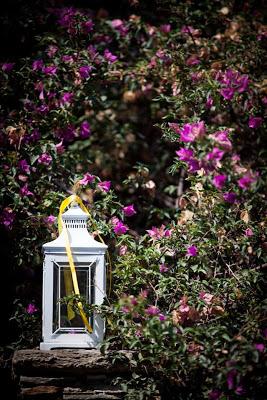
52, 261, 95, 334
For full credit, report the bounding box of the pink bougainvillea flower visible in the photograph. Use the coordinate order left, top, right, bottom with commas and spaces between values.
38, 153, 52, 166
159, 263, 169, 273
60, 92, 73, 105
186, 55, 200, 66
206, 147, 225, 162
79, 173, 95, 186
220, 87, 234, 100
123, 204, 136, 217
79, 65, 93, 79
211, 130, 232, 151
181, 25, 200, 37
208, 389, 222, 400
187, 158, 200, 173
199, 291, 213, 304
248, 116, 263, 129
178, 121, 206, 142
254, 343, 265, 352
160, 24, 171, 33
26, 303, 38, 314
179, 296, 190, 313
111, 19, 128, 36
42, 65, 58, 75
206, 95, 214, 109
82, 19, 94, 33
2, 63, 15, 72
227, 369, 237, 390
32, 59, 44, 71
113, 220, 128, 235
103, 49, 118, 63
20, 184, 33, 197
176, 148, 194, 161
80, 121, 91, 139
56, 141, 65, 154
145, 305, 160, 316
159, 313, 167, 321
98, 181, 111, 192
212, 174, 227, 190
237, 173, 257, 190
244, 228, 253, 237
44, 215, 56, 225
0, 208, 15, 229
119, 245, 128, 255
18, 159, 30, 174
146, 224, 172, 239
47, 45, 58, 58
62, 55, 74, 63
187, 245, 198, 257
223, 192, 237, 204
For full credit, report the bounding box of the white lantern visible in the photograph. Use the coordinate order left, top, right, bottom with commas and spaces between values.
40, 202, 107, 350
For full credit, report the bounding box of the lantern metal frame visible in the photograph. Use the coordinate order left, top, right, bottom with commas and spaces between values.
40, 204, 107, 350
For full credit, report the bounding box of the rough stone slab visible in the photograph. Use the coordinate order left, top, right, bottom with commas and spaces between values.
63, 387, 123, 400
21, 385, 62, 399
13, 350, 134, 377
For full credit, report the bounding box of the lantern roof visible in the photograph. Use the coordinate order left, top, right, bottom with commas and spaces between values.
43, 204, 107, 254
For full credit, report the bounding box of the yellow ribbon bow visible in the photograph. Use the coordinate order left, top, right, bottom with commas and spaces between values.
58, 194, 93, 333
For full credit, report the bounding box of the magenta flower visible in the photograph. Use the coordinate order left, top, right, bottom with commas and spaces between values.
248, 116, 263, 129
123, 204, 136, 217
56, 141, 65, 154
104, 49, 118, 63
111, 19, 128, 36
60, 92, 73, 105
212, 174, 227, 190
83, 19, 94, 33
244, 228, 253, 237
186, 55, 200, 66
32, 59, 44, 71
220, 87, 234, 100
38, 153, 52, 166
20, 184, 33, 197
223, 192, 237, 204
176, 148, 194, 161
2, 63, 15, 72
159, 263, 169, 273
98, 181, 111, 192
44, 215, 56, 225
178, 121, 206, 142
0, 208, 15, 229
79, 173, 95, 186
42, 65, 58, 75
227, 369, 237, 390
208, 389, 222, 400
145, 305, 160, 316
80, 121, 91, 139
47, 45, 58, 58
206, 96, 214, 109
159, 313, 167, 321
18, 159, 30, 174
160, 24, 171, 33
187, 158, 200, 173
119, 245, 128, 255
206, 147, 225, 162
26, 303, 38, 314
146, 225, 172, 239
237, 173, 257, 190
187, 245, 198, 257
113, 220, 128, 235
199, 291, 213, 304
79, 65, 93, 79
62, 55, 74, 63
254, 343, 265, 352
211, 130, 232, 151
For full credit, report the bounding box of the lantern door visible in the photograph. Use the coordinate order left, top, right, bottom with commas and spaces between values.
41, 253, 105, 350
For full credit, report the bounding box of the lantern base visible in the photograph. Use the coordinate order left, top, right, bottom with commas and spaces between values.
40, 341, 99, 350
